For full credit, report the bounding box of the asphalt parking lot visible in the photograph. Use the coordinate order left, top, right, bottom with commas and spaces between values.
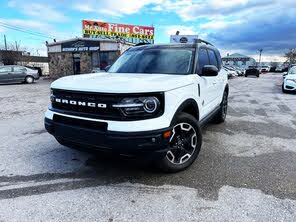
0, 73, 295, 221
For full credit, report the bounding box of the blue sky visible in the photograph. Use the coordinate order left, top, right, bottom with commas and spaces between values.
0, 0, 296, 61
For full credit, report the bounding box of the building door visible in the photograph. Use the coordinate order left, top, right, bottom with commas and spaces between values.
73, 53, 81, 74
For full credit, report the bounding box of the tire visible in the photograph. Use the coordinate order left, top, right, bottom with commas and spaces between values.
214, 91, 228, 124
157, 112, 202, 173
25, 76, 34, 84
257, 74, 259, 78
245, 74, 248, 77
282, 84, 288, 93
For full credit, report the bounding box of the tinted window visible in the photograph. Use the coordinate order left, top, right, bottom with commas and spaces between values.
13, 66, 26, 72
198, 48, 209, 72
288, 66, 296, 74
109, 47, 195, 75
215, 49, 222, 69
0, 67, 12, 73
208, 49, 218, 68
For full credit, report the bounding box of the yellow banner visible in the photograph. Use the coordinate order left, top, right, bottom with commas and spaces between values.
83, 30, 154, 40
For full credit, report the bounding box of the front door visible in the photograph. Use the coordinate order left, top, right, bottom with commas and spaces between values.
73, 53, 81, 74
196, 47, 217, 117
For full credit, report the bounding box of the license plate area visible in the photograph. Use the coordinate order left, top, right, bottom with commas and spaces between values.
53, 114, 108, 132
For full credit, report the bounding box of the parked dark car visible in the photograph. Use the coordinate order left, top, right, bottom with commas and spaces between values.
0, 65, 39, 84
245, 66, 260, 77
25, 65, 43, 76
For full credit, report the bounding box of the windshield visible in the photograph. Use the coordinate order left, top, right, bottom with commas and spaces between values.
108, 47, 195, 75
288, 66, 296, 74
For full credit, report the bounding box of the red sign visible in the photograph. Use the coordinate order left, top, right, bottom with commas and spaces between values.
82, 20, 154, 40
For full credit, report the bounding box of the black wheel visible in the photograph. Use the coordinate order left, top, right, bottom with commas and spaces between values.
25, 76, 34, 84
282, 84, 288, 93
245, 74, 248, 77
157, 113, 202, 173
214, 91, 228, 124
257, 74, 260, 77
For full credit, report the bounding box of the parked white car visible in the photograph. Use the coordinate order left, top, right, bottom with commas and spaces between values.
45, 41, 229, 172
223, 66, 237, 78
282, 66, 296, 93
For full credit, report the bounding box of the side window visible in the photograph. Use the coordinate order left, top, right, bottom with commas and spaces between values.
0, 67, 12, 73
208, 49, 218, 68
13, 66, 26, 72
198, 48, 210, 73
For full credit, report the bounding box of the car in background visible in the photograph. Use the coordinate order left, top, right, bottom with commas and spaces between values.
25, 65, 43, 76
223, 66, 237, 78
282, 66, 296, 93
260, 66, 270, 73
232, 66, 245, 76
0, 65, 39, 84
245, 66, 260, 77
276, 66, 283, 72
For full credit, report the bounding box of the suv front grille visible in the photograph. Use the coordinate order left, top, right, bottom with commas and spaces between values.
50, 89, 164, 121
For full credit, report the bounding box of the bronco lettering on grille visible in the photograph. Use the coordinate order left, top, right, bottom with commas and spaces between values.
54, 98, 107, 108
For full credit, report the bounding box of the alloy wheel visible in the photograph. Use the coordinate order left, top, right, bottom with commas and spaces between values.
166, 123, 197, 165
222, 93, 228, 119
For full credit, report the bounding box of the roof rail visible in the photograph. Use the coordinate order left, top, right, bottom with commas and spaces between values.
195, 39, 214, 46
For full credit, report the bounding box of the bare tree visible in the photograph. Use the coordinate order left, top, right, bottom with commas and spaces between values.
0, 43, 28, 65
284, 48, 296, 64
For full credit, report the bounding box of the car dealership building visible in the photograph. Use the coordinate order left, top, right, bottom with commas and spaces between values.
47, 20, 154, 78
47, 38, 133, 78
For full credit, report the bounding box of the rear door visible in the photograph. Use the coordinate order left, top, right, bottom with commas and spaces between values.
12, 66, 27, 82
207, 48, 224, 106
0, 66, 12, 83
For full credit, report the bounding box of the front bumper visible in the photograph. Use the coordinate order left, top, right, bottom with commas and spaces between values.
45, 116, 171, 159
284, 80, 296, 91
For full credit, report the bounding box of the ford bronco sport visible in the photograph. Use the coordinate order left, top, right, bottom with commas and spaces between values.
45, 40, 229, 172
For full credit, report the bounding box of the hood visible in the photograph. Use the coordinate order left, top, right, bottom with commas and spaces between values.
286, 74, 296, 80
51, 73, 193, 93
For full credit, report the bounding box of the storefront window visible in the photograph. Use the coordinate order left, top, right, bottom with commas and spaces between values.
91, 51, 118, 70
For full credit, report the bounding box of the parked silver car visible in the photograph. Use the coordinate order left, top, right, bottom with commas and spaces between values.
0, 65, 39, 84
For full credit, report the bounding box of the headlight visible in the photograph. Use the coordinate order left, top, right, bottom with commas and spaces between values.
50, 89, 54, 102
286, 79, 296, 83
113, 97, 160, 116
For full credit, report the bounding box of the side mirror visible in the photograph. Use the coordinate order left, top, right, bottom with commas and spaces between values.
201, 65, 218, 77
104, 65, 111, 72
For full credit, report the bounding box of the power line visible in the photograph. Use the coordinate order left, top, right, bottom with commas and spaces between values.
0, 21, 58, 40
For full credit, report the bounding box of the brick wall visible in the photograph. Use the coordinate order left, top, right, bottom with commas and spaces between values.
80, 52, 92, 74
48, 53, 73, 78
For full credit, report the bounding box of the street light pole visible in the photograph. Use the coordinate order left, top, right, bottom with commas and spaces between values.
258, 49, 263, 67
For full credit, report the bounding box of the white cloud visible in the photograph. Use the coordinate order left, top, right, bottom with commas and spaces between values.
161, 25, 197, 36
73, 0, 162, 17
8, 1, 68, 22
200, 20, 243, 30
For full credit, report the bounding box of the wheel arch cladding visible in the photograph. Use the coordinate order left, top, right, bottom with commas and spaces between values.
224, 84, 229, 95
171, 99, 200, 124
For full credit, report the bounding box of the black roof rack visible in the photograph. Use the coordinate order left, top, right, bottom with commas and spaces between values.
195, 39, 214, 46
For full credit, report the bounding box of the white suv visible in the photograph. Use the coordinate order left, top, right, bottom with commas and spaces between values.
282, 66, 296, 93
45, 41, 229, 172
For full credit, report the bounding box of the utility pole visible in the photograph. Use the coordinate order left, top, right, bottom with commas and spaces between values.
15, 41, 19, 51
258, 49, 263, 67
4, 35, 7, 50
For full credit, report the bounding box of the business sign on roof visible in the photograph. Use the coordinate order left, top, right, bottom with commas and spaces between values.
82, 20, 154, 42
170, 35, 199, 44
